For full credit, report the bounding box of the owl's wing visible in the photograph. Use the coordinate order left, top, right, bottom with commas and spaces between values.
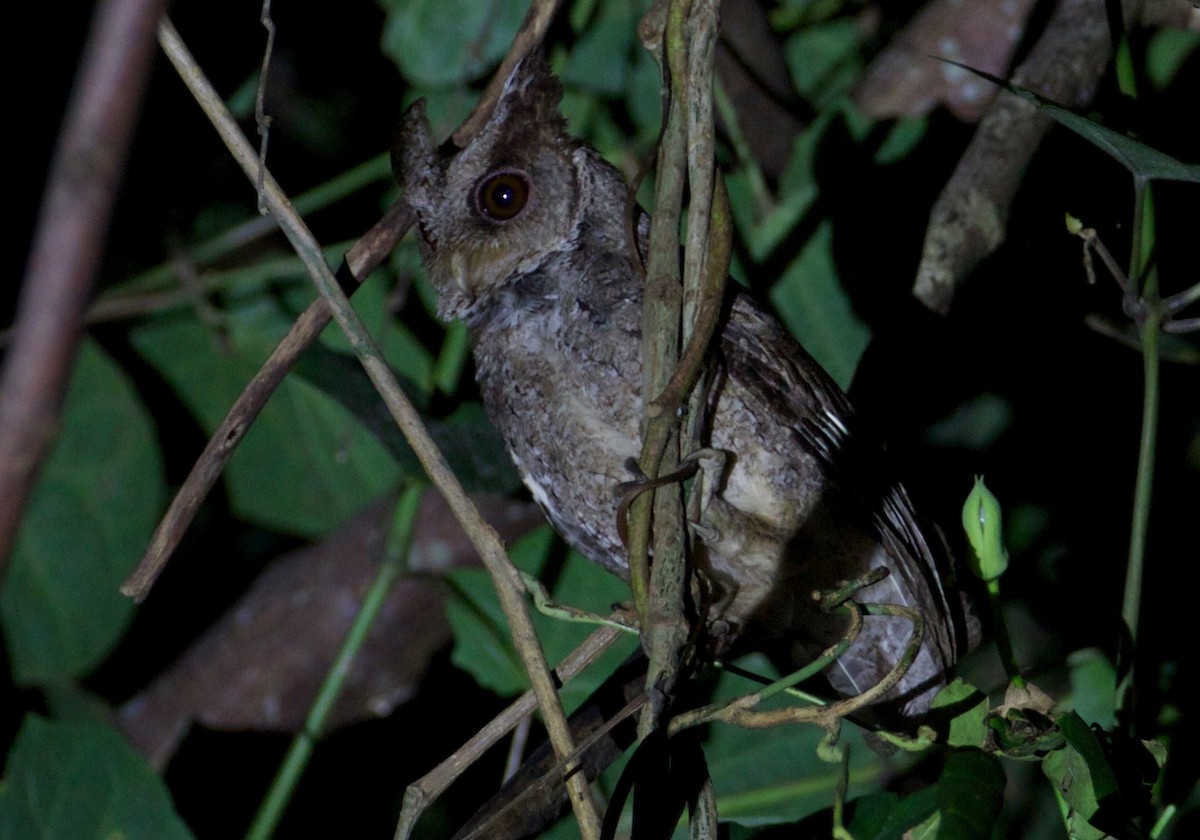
720, 293, 971, 717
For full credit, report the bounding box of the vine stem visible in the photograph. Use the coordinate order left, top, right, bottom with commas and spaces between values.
1117, 175, 1158, 719
155, 17, 601, 838
244, 486, 423, 840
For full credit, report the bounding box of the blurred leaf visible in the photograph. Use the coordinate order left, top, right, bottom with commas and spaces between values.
769, 221, 871, 389
945, 61, 1200, 183
925, 393, 1012, 449
846, 786, 938, 840
934, 750, 1005, 840
783, 18, 862, 105
131, 304, 399, 537
1004, 503, 1050, 556
41, 684, 115, 728
909, 810, 940, 838
1145, 29, 1199, 91
379, 0, 527, 87
562, 8, 635, 97
0, 716, 193, 840
727, 167, 819, 263
873, 115, 928, 165
1, 339, 165, 684
851, 0, 1035, 122
625, 50, 664, 143
1064, 649, 1117, 731
444, 527, 637, 707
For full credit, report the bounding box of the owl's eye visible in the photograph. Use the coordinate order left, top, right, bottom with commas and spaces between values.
474, 170, 530, 222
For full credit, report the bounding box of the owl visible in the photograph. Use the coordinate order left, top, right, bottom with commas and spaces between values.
394, 55, 972, 725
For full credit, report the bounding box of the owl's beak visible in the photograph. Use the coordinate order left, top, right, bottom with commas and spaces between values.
449, 252, 474, 301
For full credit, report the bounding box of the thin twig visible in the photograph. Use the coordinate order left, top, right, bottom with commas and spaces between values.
394, 624, 624, 840
913, 0, 1143, 313
255, 0, 276, 214
668, 602, 925, 733
0, 0, 165, 572
151, 20, 601, 835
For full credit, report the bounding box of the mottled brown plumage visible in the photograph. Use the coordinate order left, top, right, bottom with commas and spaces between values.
395, 56, 971, 724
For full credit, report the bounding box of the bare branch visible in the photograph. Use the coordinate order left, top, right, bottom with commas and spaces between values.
0, 0, 165, 571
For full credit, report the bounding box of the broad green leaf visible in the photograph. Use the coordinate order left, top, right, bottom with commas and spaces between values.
847, 786, 938, 840
444, 527, 636, 707
934, 750, 1005, 840
1, 339, 165, 684
1041, 743, 1107, 840
379, 0, 527, 87
131, 304, 399, 537
769, 221, 871, 389
1058, 713, 1119, 802
930, 678, 989, 748
1046, 715, 1163, 839
0, 716, 193, 840
945, 61, 1200, 183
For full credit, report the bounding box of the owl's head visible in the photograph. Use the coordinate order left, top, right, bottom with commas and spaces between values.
395, 56, 589, 322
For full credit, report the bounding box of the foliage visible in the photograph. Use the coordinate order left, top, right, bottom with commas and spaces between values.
5, 1, 1197, 839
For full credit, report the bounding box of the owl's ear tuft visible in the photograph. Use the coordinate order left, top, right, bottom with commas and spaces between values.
393, 98, 442, 210
494, 51, 568, 139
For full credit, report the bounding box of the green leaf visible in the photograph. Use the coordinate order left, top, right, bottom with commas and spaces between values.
768, 221, 871, 390
847, 787, 938, 840
1, 339, 165, 684
0, 716, 193, 840
131, 304, 400, 537
378, 0, 528, 88
1064, 648, 1117, 731
924, 393, 1013, 450
1145, 29, 1199, 91
1042, 741, 1107, 840
930, 678, 989, 748
934, 750, 1004, 840
961, 476, 1009, 582
1058, 713, 1119, 802
944, 60, 1200, 183
783, 18, 862, 105
562, 14, 634, 97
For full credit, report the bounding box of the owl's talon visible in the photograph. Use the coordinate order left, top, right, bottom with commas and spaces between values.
682, 447, 728, 524
688, 520, 719, 542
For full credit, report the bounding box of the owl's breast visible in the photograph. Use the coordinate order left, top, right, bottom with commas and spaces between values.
470, 276, 644, 576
